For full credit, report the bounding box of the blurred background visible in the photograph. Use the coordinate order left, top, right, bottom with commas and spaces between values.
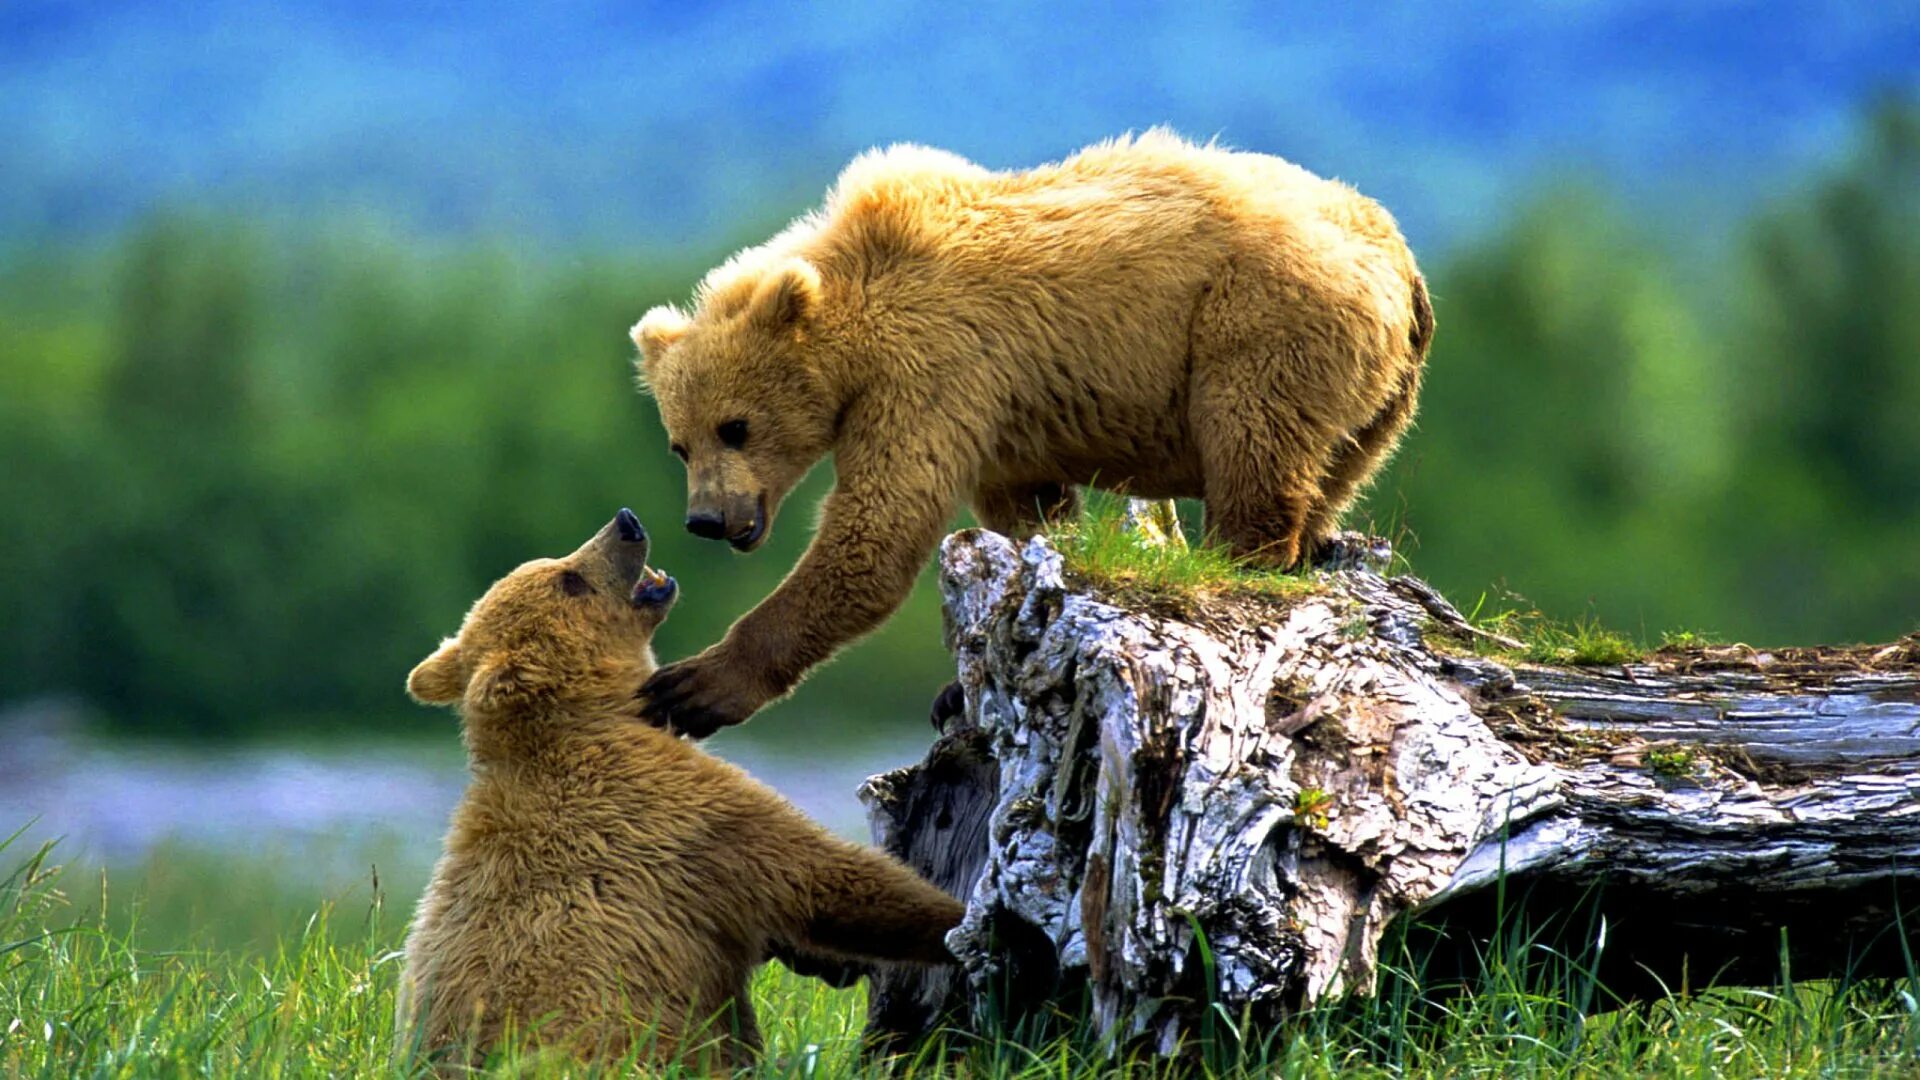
2, 2, 1916, 948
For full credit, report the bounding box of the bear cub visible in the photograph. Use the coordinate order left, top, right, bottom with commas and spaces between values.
397, 509, 963, 1069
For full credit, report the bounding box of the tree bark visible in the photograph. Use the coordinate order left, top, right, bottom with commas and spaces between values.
858, 528, 1920, 1054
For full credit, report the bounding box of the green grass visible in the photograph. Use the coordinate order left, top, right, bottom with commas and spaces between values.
1444, 590, 1650, 666
1043, 499, 1658, 668
8, 832, 1920, 1077
1645, 743, 1704, 779
1045, 495, 1319, 607
1482, 611, 1643, 666
1042, 500, 1761, 672
1657, 628, 1724, 651
85, 836, 429, 956
1465, 607, 1733, 667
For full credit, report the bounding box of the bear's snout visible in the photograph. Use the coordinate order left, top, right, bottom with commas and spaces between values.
726, 501, 768, 552
685, 511, 727, 540
580, 509, 653, 591
685, 495, 770, 552
614, 507, 646, 544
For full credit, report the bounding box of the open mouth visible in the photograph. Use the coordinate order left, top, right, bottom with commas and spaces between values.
726, 498, 769, 552
631, 565, 677, 608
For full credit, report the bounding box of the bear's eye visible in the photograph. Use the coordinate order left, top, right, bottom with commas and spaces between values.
669, 442, 688, 462
559, 570, 594, 597
717, 419, 749, 449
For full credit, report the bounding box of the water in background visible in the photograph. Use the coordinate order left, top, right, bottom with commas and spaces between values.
1, 697, 934, 898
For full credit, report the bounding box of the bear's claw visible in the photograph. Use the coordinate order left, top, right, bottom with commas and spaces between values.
668, 706, 729, 740
637, 661, 750, 739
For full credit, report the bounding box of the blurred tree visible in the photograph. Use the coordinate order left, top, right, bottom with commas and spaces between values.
1372, 187, 1729, 636
1724, 95, 1920, 639
0, 220, 953, 735
1744, 98, 1920, 508
83, 220, 274, 731
1371, 97, 1920, 646
0, 98, 1913, 738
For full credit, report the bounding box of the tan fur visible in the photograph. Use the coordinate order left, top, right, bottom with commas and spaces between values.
634, 131, 1432, 733
396, 515, 963, 1070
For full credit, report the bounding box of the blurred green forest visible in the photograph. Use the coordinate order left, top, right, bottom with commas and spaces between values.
2, 102, 1915, 739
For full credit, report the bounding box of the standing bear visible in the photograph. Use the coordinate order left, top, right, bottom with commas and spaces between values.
397, 510, 963, 1070
635, 130, 1433, 737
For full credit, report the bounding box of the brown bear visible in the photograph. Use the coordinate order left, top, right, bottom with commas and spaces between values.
633, 131, 1433, 737
396, 509, 964, 1070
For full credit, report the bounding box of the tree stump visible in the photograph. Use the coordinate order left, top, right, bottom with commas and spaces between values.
858, 529, 1920, 1054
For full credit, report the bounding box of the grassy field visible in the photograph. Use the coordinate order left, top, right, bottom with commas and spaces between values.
8, 829, 1920, 1078
12, 505, 1915, 1076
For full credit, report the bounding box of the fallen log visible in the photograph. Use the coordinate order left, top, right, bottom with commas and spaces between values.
857, 528, 1920, 1054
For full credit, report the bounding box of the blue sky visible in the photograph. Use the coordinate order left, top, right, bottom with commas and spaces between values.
4, 1, 1916, 253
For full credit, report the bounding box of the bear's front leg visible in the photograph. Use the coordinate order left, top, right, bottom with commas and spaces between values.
640, 465, 960, 737
635, 644, 785, 739
970, 480, 1080, 539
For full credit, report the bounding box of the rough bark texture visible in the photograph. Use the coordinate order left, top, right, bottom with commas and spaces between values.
858, 528, 1920, 1053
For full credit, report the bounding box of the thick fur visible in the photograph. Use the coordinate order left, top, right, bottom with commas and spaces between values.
634, 131, 1433, 735
396, 518, 963, 1069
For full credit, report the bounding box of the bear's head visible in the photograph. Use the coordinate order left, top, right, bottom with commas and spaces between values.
407, 509, 679, 733
630, 256, 838, 553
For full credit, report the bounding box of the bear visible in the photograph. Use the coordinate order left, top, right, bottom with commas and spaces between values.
395, 509, 964, 1070
633, 130, 1433, 737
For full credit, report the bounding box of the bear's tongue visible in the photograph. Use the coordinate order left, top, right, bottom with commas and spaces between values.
632, 566, 668, 600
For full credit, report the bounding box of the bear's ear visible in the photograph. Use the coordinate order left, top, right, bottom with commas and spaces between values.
464, 652, 534, 713
631, 306, 691, 368
746, 258, 821, 333
406, 639, 467, 705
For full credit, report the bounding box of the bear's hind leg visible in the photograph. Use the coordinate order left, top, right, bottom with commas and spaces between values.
1299, 369, 1421, 553
720, 992, 762, 1069
1190, 389, 1329, 569
666, 991, 760, 1072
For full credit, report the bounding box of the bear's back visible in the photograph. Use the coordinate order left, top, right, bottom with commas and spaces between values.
798, 131, 1401, 296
